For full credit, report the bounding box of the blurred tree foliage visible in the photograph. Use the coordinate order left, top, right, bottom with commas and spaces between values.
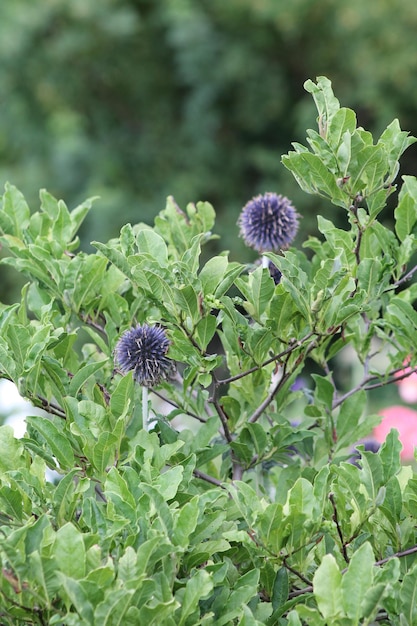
1, 0, 417, 302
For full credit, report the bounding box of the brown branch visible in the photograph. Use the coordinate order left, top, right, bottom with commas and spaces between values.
329, 492, 349, 564
283, 557, 313, 587
218, 331, 317, 386
193, 468, 225, 488
332, 364, 417, 410
151, 388, 207, 423
288, 543, 417, 600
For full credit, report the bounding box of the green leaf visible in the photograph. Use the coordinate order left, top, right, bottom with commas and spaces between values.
53, 468, 83, 526
378, 120, 417, 179
395, 176, 417, 241
54, 522, 86, 579
136, 228, 168, 266
304, 76, 340, 128
313, 554, 343, 620
199, 255, 228, 295
0, 485, 23, 521
341, 542, 374, 620
110, 371, 134, 417
194, 315, 217, 351
92, 240, 132, 279
0, 183, 30, 237
0, 425, 24, 472
58, 575, 95, 624
235, 266, 275, 321
272, 567, 289, 611
379, 429, 402, 482
178, 570, 213, 626
26, 415, 75, 470
68, 359, 107, 397
94, 589, 136, 626
336, 390, 366, 445
154, 466, 184, 500
400, 564, 417, 625
93, 431, 118, 474
173, 496, 200, 547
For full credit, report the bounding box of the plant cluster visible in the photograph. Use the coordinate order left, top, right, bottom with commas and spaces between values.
2, 77, 417, 624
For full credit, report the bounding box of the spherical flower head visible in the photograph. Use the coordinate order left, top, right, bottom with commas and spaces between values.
115, 324, 173, 387
238, 192, 299, 253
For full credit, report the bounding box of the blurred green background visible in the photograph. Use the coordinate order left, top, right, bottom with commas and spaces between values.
1, 0, 417, 302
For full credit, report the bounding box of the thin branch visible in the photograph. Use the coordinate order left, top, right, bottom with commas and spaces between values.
36, 395, 67, 419
283, 557, 313, 586
218, 331, 317, 386
329, 492, 349, 564
391, 263, 417, 288
374, 544, 417, 567
193, 468, 225, 488
332, 364, 417, 410
210, 392, 233, 443
151, 388, 207, 423
248, 369, 289, 424
288, 543, 417, 600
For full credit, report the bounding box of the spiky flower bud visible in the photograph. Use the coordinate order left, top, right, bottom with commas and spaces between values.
115, 324, 173, 387
238, 192, 299, 252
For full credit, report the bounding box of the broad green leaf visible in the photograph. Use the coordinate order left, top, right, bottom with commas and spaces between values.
328, 107, 356, 150
173, 496, 200, 547
199, 255, 228, 295
54, 522, 86, 579
0, 183, 30, 237
341, 542, 374, 620
272, 567, 289, 611
0, 485, 23, 521
92, 240, 132, 278
378, 120, 417, 177
26, 415, 75, 470
178, 570, 213, 626
136, 228, 168, 266
68, 358, 107, 397
0, 425, 24, 471
154, 466, 183, 500
105, 467, 136, 510
135, 536, 172, 577
313, 554, 343, 620
400, 564, 417, 625
194, 315, 217, 351
304, 76, 340, 128
93, 431, 118, 474
336, 390, 366, 444
358, 448, 383, 501
110, 371, 134, 417
53, 468, 83, 526
379, 429, 402, 482
70, 255, 108, 312
58, 575, 95, 624
235, 266, 275, 321
117, 546, 137, 584
360, 582, 388, 621
94, 589, 136, 626
395, 176, 417, 241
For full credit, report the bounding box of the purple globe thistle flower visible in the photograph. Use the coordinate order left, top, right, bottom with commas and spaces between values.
238, 192, 299, 253
115, 324, 173, 387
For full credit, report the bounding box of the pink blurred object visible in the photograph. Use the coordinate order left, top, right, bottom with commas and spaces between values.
395, 367, 417, 403
374, 406, 417, 461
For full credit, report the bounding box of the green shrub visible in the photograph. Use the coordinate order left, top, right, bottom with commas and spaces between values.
1, 77, 417, 625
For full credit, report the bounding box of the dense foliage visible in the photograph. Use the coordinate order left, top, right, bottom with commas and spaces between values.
2, 77, 417, 624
